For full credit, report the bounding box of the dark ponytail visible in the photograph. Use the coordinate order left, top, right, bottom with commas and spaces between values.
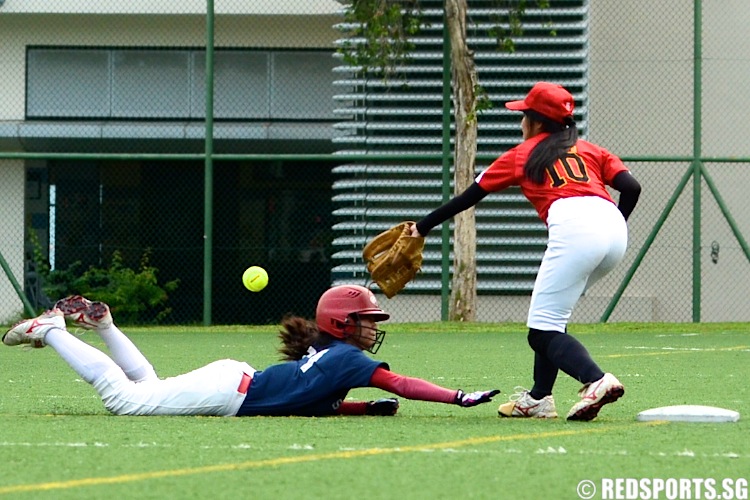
278, 315, 340, 361
278, 315, 321, 361
524, 112, 578, 184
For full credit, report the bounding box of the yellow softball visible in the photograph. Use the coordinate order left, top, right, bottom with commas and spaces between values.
242, 266, 268, 292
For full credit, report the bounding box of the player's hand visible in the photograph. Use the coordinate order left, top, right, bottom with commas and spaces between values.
365, 398, 399, 416
454, 389, 500, 407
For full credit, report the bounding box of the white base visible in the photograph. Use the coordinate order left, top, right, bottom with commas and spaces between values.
637, 405, 740, 423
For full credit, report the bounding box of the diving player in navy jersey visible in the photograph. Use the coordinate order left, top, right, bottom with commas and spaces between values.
3, 286, 500, 417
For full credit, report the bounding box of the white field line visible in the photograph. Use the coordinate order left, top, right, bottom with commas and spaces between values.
605, 345, 749, 358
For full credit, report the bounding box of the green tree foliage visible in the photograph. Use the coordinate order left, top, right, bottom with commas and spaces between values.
338, 0, 551, 79
338, 0, 422, 78
29, 231, 179, 324
489, 0, 551, 52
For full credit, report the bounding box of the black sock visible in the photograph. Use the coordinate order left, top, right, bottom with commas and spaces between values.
528, 328, 605, 387
530, 351, 558, 400
546, 333, 604, 384
527, 329, 559, 399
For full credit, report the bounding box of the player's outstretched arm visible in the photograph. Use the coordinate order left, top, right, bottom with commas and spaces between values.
369, 367, 500, 407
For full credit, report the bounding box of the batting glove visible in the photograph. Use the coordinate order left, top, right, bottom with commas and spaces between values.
365, 398, 399, 416
454, 389, 501, 407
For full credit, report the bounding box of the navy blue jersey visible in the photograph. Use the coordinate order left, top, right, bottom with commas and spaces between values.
236, 339, 388, 416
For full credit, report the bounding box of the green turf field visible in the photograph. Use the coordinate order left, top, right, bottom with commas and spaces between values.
0, 322, 748, 499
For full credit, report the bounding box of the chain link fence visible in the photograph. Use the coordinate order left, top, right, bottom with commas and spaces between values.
1, 0, 749, 325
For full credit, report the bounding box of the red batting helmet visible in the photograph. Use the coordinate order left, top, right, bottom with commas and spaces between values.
316, 285, 390, 339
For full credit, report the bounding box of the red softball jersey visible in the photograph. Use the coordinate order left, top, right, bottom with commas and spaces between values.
475, 133, 630, 224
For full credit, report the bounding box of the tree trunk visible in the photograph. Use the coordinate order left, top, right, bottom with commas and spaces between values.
445, 0, 478, 321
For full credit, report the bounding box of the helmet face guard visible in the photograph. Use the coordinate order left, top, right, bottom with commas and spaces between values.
350, 318, 386, 354
366, 326, 386, 354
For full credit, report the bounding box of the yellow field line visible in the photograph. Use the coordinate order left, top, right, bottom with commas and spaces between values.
0, 421, 666, 495
605, 345, 749, 358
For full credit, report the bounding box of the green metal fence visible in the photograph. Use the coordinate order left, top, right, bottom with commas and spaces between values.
1, 0, 749, 325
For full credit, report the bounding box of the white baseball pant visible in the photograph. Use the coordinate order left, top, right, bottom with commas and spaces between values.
527, 196, 628, 332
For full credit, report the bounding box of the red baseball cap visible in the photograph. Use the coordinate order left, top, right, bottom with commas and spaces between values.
505, 82, 575, 124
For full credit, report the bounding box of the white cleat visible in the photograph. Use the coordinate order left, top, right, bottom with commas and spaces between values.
498, 387, 558, 418
567, 373, 625, 421
54, 295, 113, 330
2, 310, 65, 348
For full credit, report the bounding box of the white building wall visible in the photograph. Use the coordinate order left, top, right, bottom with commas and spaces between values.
0, 14, 338, 121
0, 0, 340, 15
586, 1, 750, 322
0, 160, 26, 323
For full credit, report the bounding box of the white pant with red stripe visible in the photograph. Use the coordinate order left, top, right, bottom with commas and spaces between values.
44, 325, 256, 417
93, 359, 255, 416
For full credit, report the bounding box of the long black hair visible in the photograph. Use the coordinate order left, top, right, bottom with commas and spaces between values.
277, 315, 337, 361
523, 110, 578, 184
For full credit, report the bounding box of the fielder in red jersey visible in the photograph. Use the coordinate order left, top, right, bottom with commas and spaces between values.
412, 82, 641, 421
476, 135, 630, 224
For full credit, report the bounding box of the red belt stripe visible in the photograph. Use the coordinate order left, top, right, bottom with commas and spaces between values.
237, 372, 252, 394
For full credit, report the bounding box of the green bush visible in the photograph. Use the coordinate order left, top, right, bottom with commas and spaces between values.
31, 233, 179, 324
